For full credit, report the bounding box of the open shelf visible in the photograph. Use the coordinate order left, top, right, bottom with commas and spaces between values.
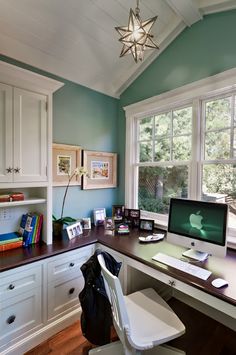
0, 198, 46, 208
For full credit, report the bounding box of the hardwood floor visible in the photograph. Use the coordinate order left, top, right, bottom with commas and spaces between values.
25, 299, 236, 355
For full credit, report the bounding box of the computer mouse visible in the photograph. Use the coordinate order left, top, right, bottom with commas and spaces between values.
211, 278, 228, 288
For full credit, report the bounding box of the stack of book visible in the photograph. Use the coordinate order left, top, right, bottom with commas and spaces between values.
18, 213, 43, 247
0, 232, 23, 251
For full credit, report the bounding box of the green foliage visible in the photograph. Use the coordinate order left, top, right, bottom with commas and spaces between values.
52, 215, 76, 226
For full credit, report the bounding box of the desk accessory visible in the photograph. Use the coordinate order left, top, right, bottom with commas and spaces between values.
211, 278, 228, 288
139, 234, 164, 243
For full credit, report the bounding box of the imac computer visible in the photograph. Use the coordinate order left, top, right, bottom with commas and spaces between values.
167, 198, 228, 261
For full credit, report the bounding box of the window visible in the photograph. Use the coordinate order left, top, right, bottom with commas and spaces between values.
124, 69, 236, 242
201, 95, 236, 232
138, 107, 192, 216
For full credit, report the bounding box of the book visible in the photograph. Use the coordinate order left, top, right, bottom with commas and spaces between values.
0, 232, 22, 245
19, 213, 43, 247
0, 240, 23, 251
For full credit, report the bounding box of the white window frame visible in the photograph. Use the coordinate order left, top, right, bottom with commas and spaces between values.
124, 68, 236, 244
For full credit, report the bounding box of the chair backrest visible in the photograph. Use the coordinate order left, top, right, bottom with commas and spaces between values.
97, 254, 130, 346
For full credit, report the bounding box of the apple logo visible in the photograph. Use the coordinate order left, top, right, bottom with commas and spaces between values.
189, 210, 203, 230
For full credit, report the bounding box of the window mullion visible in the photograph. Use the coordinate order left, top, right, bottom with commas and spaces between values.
189, 99, 200, 200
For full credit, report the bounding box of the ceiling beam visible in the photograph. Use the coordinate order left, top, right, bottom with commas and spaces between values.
165, 0, 203, 26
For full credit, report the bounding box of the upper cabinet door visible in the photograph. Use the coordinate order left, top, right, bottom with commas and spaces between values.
13, 88, 48, 182
0, 83, 13, 183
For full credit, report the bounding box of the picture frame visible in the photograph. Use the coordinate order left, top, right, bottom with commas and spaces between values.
112, 205, 125, 222
66, 221, 83, 239
104, 217, 115, 230
93, 208, 106, 226
53, 143, 82, 186
139, 219, 154, 232
82, 150, 117, 190
81, 217, 91, 230
124, 208, 140, 228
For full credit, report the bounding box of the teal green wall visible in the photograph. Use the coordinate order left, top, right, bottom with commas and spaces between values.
0, 55, 119, 219
118, 10, 236, 203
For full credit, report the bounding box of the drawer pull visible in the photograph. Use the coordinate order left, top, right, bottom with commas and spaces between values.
8, 284, 15, 290
69, 262, 75, 267
69, 287, 75, 295
168, 280, 176, 287
7, 315, 16, 324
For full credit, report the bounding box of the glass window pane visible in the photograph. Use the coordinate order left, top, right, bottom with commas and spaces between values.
139, 117, 153, 141
154, 139, 170, 162
205, 97, 231, 131
173, 107, 192, 135
173, 136, 191, 161
202, 164, 236, 229
139, 141, 153, 162
205, 130, 230, 160
138, 166, 189, 215
155, 112, 171, 136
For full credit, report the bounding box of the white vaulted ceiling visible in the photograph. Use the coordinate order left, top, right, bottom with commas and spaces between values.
0, 0, 235, 98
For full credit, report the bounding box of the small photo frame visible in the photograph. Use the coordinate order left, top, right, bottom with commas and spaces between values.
139, 219, 154, 232
104, 217, 115, 230
124, 208, 140, 228
81, 218, 91, 230
66, 221, 83, 239
112, 205, 125, 222
93, 208, 106, 226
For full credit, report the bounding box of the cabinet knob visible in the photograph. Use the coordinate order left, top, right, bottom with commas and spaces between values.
69, 262, 75, 267
168, 280, 176, 287
7, 315, 16, 324
69, 287, 75, 295
8, 284, 15, 290
6, 167, 13, 173
14, 167, 21, 173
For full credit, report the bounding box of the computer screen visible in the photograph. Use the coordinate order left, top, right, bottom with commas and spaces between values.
167, 198, 228, 260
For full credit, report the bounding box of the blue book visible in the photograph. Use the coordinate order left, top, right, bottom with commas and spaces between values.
0, 232, 21, 245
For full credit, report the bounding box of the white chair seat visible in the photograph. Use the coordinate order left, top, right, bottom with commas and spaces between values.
125, 288, 185, 349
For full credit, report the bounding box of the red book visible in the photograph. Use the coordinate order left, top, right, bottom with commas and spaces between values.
0, 240, 23, 251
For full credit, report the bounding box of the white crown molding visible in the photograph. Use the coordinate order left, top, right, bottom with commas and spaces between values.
199, 0, 236, 14
0, 60, 64, 94
124, 67, 236, 117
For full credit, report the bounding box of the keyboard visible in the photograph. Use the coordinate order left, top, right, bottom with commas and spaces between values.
152, 252, 212, 280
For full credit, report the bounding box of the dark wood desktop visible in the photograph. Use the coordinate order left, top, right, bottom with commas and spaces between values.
1, 227, 236, 308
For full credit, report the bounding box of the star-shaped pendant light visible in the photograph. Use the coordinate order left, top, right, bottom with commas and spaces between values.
115, 0, 159, 63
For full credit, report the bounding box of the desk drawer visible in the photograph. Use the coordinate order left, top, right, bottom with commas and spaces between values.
47, 275, 83, 320
0, 288, 42, 345
0, 264, 42, 299
47, 245, 94, 282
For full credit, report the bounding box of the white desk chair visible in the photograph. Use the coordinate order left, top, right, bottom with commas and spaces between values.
89, 254, 185, 355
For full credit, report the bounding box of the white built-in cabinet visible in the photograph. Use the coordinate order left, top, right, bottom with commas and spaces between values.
0, 61, 63, 244
0, 244, 95, 355
0, 85, 47, 183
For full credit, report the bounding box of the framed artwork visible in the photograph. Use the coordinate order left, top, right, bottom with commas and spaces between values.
66, 221, 83, 239
93, 208, 106, 226
82, 150, 117, 190
81, 217, 91, 230
53, 143, 82, 186
139, 219, 154, 232
112, 205, 125, 222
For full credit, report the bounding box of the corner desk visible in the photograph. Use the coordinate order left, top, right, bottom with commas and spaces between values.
0, 228, 235, 354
